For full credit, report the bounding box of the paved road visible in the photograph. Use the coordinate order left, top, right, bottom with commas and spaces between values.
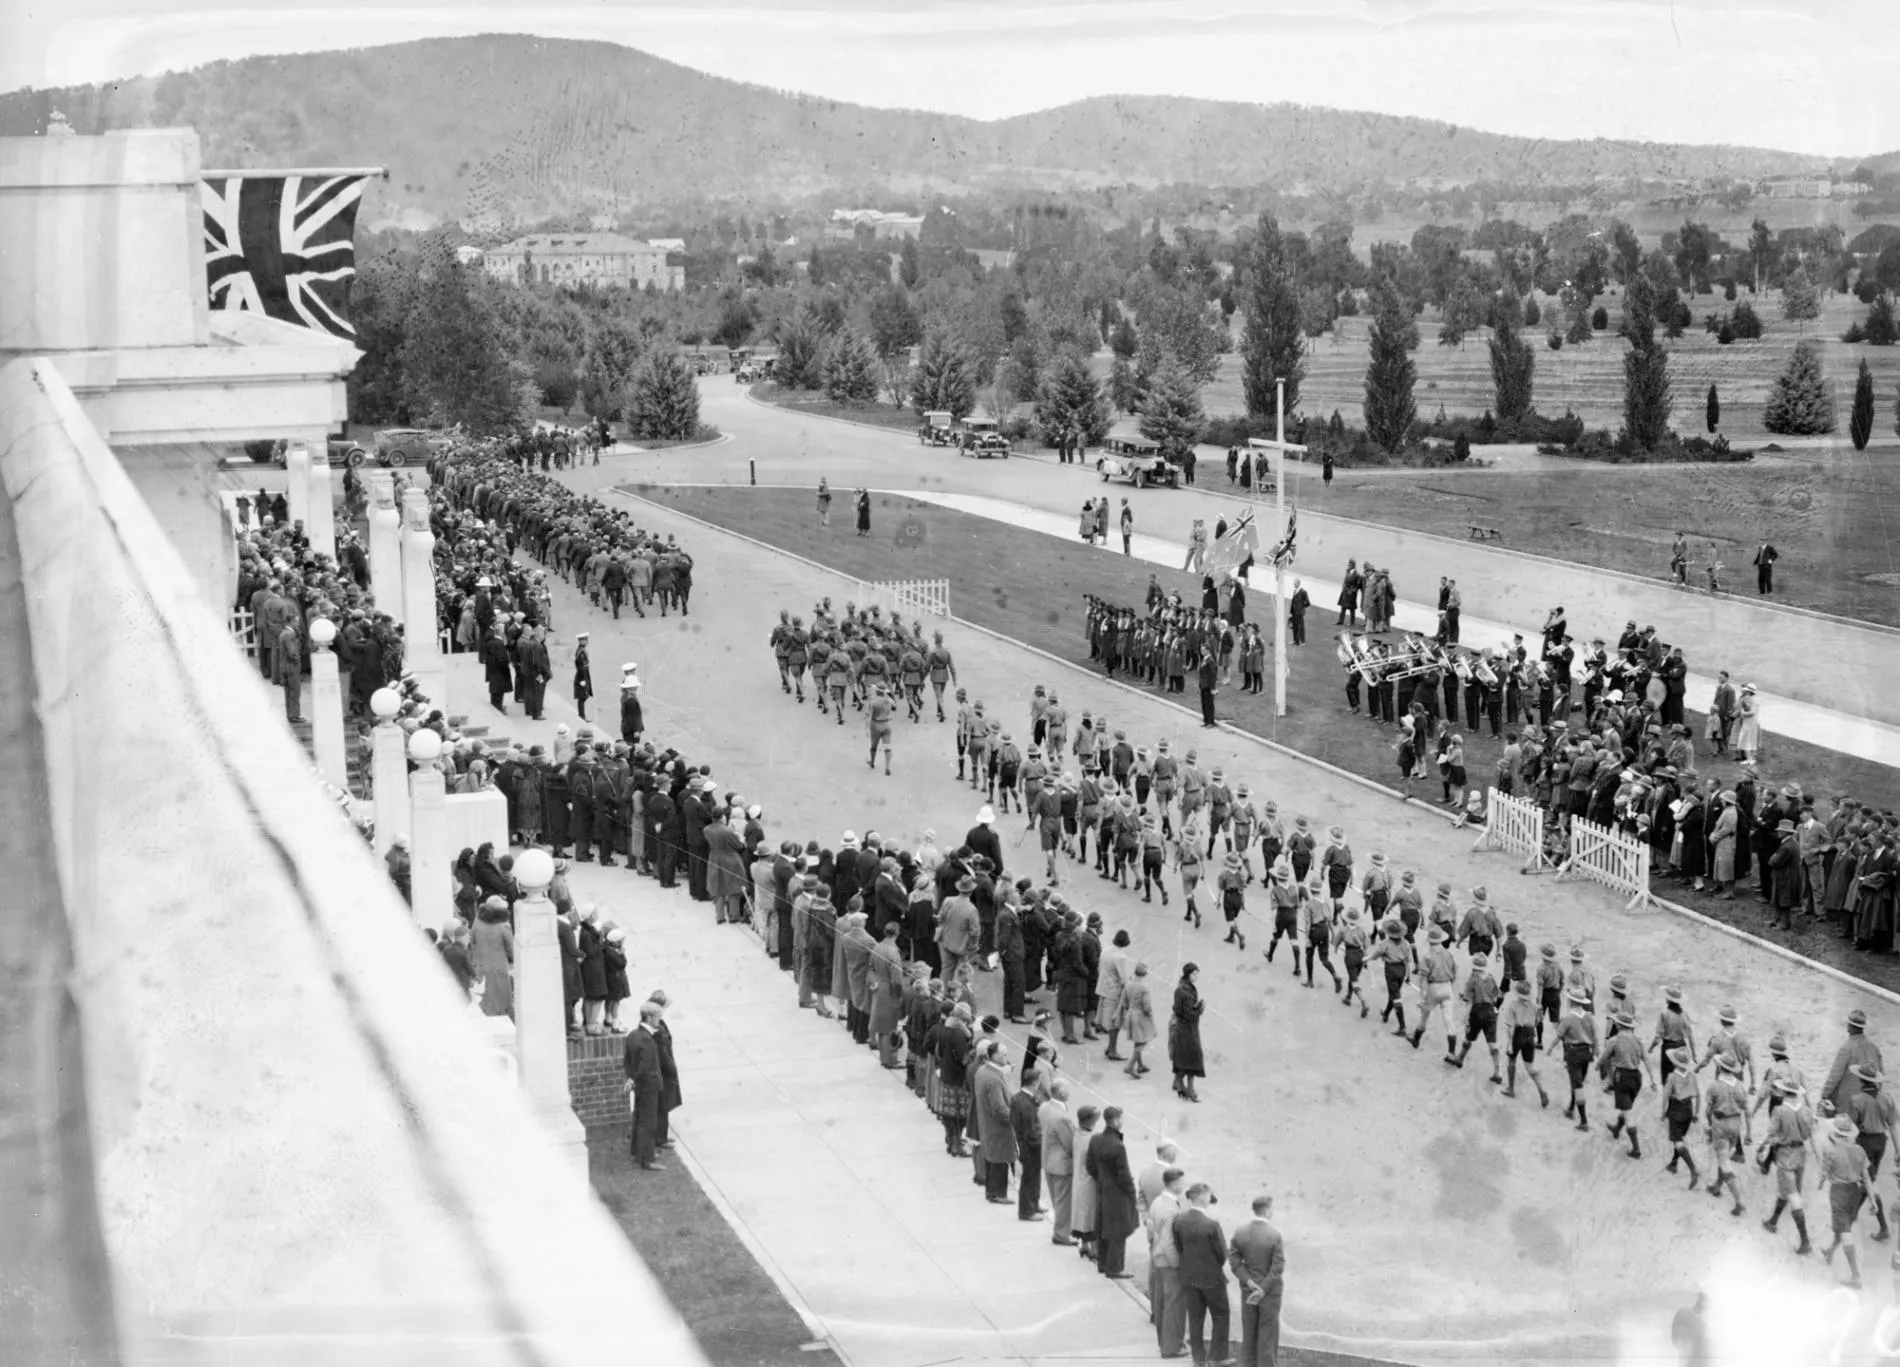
449, 486, 1895, 1367
593, 381, 1900, 729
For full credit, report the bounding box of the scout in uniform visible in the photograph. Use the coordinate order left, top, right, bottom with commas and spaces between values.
772, 610, 794, 691
1457, 887, 1501, 967
1600, 1009, 1653, 1158
1426, 882, 1459, 953
1696, 1005, 1757, 1099
1175, 818, 1204, 929
824, 645, 853, 723
1058, 773, 1080, 861
1205, 768, 1234, 858
927, 632, 957, 721
1760, 1077, 1818, 1255
1361, 853, 1393, 925
1286, 816, 1316, 885
1499, 979, 1550, 1106
1411, 926, 1459, 1057
1534, 944, 1565, 1049
1228, 784, 1258, 882
1263, 867, 1301, 968
1077, 770, 1105, 870
1042, 694, 1068, 767
1029, 684, 1050, 747
1033, 779, 1064, 886
1754, 1037, 1805, 1121
1367, 918, 1412, 1035
994, 733, 1023, 814
899, 643, 927, 721
954, 690, 975, 779
1703, 1054, 1751, 1215
1257, 801, 1284, 881
1339, 908, 1371, 1017
1846, 1064, 1897, 1242
1179, 751, 1207, 824
1300, 878, 1342, 993
1550, 988, 1599, 1131
1661, 1047, 1702, 1187
1649, 985, 1697, 1086
858, 642, 890, 711
867, 684, 896, 775
1150, 740, 1179, 837
1138, 813, 1168, 905
1320, 827, 1355, 918
965, 704, 991, 790
1820, 1115, 1872, 1287
1021, 746, 1050, 832
1217, 852, 1249, 951
1564, 946, 1598, 1018
1452, 952, 1503, 1080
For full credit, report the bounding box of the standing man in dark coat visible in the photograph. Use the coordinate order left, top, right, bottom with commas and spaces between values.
624, 1002, 665, 1170
684, 779, 712, 902
1753, 540, 1779, 595
1010, 1076, 1046, 1222
965, 806, 1004, 882
558, 906, 584, 1039
647, 990, 683, 1150
274, 619, 305, 723
973, 1042, 1017, 1205
518, 625, 551, 721
1197, 650, 1219, 729
1086, 1106, 1139, 1278
1229, 1194, 1286, 1367
1174, 1183, 1233, 1365
646, 784, 680, 888
619, 665, 645, 746
573, 633, 594, 721
568, 751, 599, 863
481, 625, 514, 712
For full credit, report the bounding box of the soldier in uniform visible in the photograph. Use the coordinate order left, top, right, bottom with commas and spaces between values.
1042, 693, 1068, 764
1021, 746, 1050, 833
954, 690, 976, 779
899, 640, 927, 721
785, 618, 810, 702
1151, 740, 1179, 838
772, 610, 794, 693
867, 683, 896, 776
927, 632, 957, 721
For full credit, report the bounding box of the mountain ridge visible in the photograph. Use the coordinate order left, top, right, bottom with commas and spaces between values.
0, 34, 1861, 227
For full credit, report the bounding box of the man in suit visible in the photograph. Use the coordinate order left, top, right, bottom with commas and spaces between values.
646, 990, 682, 1150
1753, 541, 1779, 595
624, 1002, 665, 1170
1038, 1082, 1076, 1245
973, 1041, 1017, 1205
1229, 1194, 1287, 1367
1148, 1167, 1189, 1359
274, 619, 305, 723
1010, 1077, 1046, 1222
1173, 1183, 1232, 1365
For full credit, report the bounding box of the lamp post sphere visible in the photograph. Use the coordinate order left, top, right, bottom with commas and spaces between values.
407, 728, 443, 763
308, 617, 337, 648
514, 847, 555, 894
370, 687, 402, 721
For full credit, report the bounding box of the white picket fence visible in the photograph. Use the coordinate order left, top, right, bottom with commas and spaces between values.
862, 578, 951, 619
1556, 816, 1653, 910
229, 607, 257, 660
1471, 789, 1552, 873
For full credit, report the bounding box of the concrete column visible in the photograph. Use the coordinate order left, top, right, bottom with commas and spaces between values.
510, 849, 590, 1183
306, 450, 336, 562
368, 688, 410, 860
366, 471, 403, 627
400, 488, 446, 708
307, 618, 348, 791
406, 728, 452, 932
285, 442, 311, 530
114, 441, 237, 612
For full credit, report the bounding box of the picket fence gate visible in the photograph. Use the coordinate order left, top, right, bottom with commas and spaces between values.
229, 607, 257, 660
862, 578, 951, 619
1556, 816, 1652, 910
1471, 789, 1552, 874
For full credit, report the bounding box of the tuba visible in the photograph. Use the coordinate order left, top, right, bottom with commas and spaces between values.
1474, 654, 1500, 687
1454, 652, 1474, 684
1336, 634, 1357, 668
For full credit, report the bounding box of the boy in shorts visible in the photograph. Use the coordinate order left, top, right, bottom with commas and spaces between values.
1599, 1009, 1651, 1159
1703, 1053, 1750, 1215
1760, 1077, 1818, 1257
1550, 989, 1599, 1130
1339, 907, 1370, 1017
1366, 919, 1411, 1035
1499, 979, 1549, 1106
867, 684, 895, 776
1451, 951, 1502, 1080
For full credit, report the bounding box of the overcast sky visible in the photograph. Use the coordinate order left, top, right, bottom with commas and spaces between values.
5, 0, 1896, 159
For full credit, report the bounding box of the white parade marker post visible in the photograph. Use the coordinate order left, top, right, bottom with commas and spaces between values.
285, 442, 312, 530
400, 488, 446, 707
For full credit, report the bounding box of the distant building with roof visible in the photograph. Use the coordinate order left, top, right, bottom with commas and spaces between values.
827, 209, 924, 241
482, 233, 683, 290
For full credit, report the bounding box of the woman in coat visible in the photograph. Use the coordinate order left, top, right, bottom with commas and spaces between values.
1095, 929, 1132, 1059
578, 909, 609, 1035
1676, 790, 1708, 891
841, 909, 877, 1045
1169, 963, 1206, 1102
602, 925, 630, 1031
470, 897, 515, 1018
706, 815, 752, 926
514, 752, 545, 848
867, 924, 907, 1068
1054, 919, 1091, 1044
751, 844, 780, 956
1118, 962, 1157, 1077
452, 847, 480, 923
1069, 1105, 1101, 1261
1709, 792, 1739, 898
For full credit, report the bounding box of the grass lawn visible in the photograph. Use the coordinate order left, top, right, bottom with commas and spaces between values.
588, 1127, 841, 1367
638, 483, 1900, 994
751, 382, 919, 434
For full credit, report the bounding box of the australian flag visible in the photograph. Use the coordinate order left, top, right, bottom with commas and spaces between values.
201, 173, 368, 338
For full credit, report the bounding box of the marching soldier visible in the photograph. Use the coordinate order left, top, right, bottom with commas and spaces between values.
927, 631, 957, 721
772, 610, 794, 692
955, 690, 976, 780
786, 618, 810, 702
899, 640, 927, 722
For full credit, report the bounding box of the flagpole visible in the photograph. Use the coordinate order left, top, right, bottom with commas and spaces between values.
199, 167, 390, 179
1274, 378, 1288, 719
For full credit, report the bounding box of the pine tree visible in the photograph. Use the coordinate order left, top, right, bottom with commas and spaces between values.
1136, 354, 1204, 465
1866, 293, 1898, 347
907, 331, 976, 419
823, 327, 880, 405
1110, 315, 1139, 359
898, 235, 921, 289
1109, 353, 1140, 412
578, 316, 645, 420
1851, 357, 1875, 450
1033, 350, 1110, 454
1620, 274, 1674, 451
1240, 211, 1306, 427
399, 247, 525, 433
624, 351, 702, 440
868, 284, 922, 362
1762, 340, 1834, 434
1781, 267, 1820, 326
1487, 292, 1535, 421
1705, 383, 1720, 434
1362, 279, 1419, 452
774, 311, 827, 390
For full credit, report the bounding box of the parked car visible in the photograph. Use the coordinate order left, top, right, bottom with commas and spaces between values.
254, 437, 367, 467
374, 427, 453, 467
918, 410, 955, 447
1096, 429, 1179, 487
956, 417, 1010, 459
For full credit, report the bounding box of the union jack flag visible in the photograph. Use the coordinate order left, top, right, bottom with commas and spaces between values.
202, 173, 368, 338
1202, 510, 1259, 579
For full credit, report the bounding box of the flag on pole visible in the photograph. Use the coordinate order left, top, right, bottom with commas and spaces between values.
201, 173, 369, 338
1202, 510, 1259, 579
1268, 505, 1299, 569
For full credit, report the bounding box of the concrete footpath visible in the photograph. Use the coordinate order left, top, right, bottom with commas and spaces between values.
464, 485, 1900, 1367
900, 488, 1900, 772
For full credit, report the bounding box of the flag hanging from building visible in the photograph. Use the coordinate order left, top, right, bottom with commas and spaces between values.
1202, 510, 1259, 580
201, 173, 369, 338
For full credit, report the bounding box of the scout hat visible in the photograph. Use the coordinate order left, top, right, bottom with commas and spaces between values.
1568, 947, 1586, 963
1224, 850, 1243, 868
1668, 1047, 1693, 1068
1370, 851, 1387, 867
1716, 1053, 1742, 1075
1329, 825, 1344, 839
1609, 973, 1629, 995
1512, 978, 1531, 995
1849, 1008, 1870, 1030
1718, 1004, 1737, 1025
1428, 926, 1448, 945
1664, 985, 1683, 1004
1566, 988, 1591, 1005
1471, 951, 1489, 966
1833, 1116, 1858, 1140
1612, 1010, 1636, 1029
1540, 944, 1557, 960
1383, 919, 1405, 940
1852, 1063, 1883, 1085
1401, 871, 1417, 885
1769, 1034, 1789, 1057
1774, 1076, 1802, 1096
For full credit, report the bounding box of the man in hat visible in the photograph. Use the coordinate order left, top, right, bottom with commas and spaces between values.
1549, 988, 1599, 1131
1410, 926, 1459, 1057
1769, 817, 1803, 930
1703, 1053, 1751, 1215
1452, 952, 1503, 1079
937, 876, 980, 984
1598, 1009, 1652, 1158
623, 999, 666, 1170
1456, 887, 1502, 970
1823, 1009, 1885, 1115
1847, 1064, 1897, 1243
1761, 1077, 1819, 1255
867, 681, 897, 776
1820, 1115, 1871, 1286
1498, 979, 1549, 1106
1697, 1005, 1757, 1097
1366, 919, 1411, 1036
